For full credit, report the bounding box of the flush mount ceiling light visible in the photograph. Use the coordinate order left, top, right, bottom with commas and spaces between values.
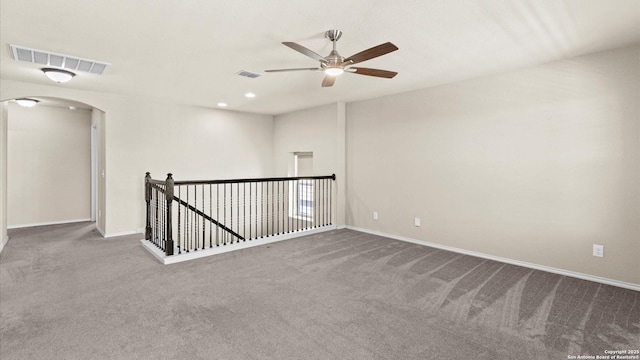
42, 68, 75, 83
15, 98, 39, 107
245, 92, 256, 98
217, 102, 228, 107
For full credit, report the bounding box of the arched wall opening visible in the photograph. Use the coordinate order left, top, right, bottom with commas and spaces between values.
0, 96, 106, 248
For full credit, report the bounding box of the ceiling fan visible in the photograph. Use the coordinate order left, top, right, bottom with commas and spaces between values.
265, 30, 398, 87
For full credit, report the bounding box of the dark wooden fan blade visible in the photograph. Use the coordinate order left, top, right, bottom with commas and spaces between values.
283, 42, 327, 63
322, 75, 336, 87
350, 67, 398, 78
344, 42, 398, 65
265, 67, 321, 72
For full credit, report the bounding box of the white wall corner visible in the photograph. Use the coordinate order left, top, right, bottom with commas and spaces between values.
336, 101, 347, 227
0, 235, 8, 254
95, 225, 106, 238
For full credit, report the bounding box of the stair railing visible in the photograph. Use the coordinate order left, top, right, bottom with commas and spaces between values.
145, 172, 336, 256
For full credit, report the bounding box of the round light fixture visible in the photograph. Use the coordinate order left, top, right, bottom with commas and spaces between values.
217, 102, 228, 107
15, 98, 39, 107
42, 68, 76, 83
245, 92, 256, 98
324, 67, 344, 76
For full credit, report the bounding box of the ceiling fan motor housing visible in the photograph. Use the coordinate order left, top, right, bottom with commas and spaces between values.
325, 30, 342, 42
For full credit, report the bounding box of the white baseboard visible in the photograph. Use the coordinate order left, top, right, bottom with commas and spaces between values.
346, 226, 640, 292
104, 228, 144, 238
142, 225, 338, 265
7, 218, 92, 229
0, 235, 8, 254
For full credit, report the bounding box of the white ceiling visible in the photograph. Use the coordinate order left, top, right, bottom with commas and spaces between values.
1, 0, 639, 115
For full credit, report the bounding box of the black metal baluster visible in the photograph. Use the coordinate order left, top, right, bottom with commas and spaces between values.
312, 179, 315, 228
209, 184, 212, 248
178, 186, 181, 254
236, 182, 240, 242
249, 181, 252, 240
185, 187, 189, 250
216, 184, 220, 246
265, 182, 269, 237
314, 179, 318, 228
154, 187, 159, 246
276, 180, 280, 235
243, 182, 246, 241
194, 185, 198, 250
227, 183, 233, 244
150, 187, 155, 246
223, 184, 227, 245
193, 185, 197, 251
189, 186, 192, 251
187, 185, 191, 252
202, 184, 205, 250
308, 179, 311, 230
161, 188, 165, 249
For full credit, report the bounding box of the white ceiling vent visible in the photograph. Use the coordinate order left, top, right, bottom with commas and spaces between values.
236, 70, 261, 79
10, 44, 111, 75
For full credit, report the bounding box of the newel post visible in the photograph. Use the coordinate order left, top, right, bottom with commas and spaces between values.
145, 172, 151, 241
165, 173, 174, 256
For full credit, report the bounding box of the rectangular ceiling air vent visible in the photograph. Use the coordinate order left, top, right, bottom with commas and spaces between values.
10, 44, 111, 75
236, 70, 261, 79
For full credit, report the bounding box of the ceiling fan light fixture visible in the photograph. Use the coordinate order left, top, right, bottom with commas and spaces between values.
324, 67, 344, 76
42, 68, 75, 83
15, 98, 39, 107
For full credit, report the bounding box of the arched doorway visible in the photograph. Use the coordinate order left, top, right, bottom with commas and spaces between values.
0, 96, 105, 247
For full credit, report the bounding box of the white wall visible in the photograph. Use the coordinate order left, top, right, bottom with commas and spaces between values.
7, 104, 91, 227
106, 100, 273, 235
0, 81, 275, 236
273, 103, 338, 176
346, 45, 640, 285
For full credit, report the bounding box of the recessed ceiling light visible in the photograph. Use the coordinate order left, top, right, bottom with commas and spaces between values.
217, 102, 228, 107
245, 92, 256, 98
69, 106, 77, 110
15, 98, 39, 107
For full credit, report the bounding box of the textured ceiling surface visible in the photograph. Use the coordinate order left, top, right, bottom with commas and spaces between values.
1, 0, 639, 115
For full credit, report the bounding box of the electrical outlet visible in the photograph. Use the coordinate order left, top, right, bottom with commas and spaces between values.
593, 244, 604, 258
414, 217, 421, 227
373, 211, 378, 220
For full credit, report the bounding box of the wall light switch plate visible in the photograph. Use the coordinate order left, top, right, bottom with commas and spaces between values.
414, 217, 421, 227
373, 211, 378, 220
593, 244, 604, 257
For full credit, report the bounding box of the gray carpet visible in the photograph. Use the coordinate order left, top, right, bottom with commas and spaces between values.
0, 222, 638, 360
